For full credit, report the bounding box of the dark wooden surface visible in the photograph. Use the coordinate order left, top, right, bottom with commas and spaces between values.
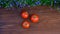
0, 6, 60, 34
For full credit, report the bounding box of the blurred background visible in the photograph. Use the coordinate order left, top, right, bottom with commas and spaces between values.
0, 0, 60, 8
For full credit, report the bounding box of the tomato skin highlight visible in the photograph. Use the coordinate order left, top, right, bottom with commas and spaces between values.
21, 11, 29, 19
31, 14, 39, 23
22, 21, 30, 29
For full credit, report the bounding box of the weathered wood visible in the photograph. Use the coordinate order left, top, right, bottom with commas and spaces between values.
0, 6, 60, 34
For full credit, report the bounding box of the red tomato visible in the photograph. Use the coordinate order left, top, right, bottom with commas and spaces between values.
22, 21, 30, 29
21, 11, 29, 19
31, 14, 39, 23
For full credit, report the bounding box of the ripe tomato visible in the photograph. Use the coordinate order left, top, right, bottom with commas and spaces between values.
30, 14, 39, 23
21, 11, 29, 19
22, 21, 30, 29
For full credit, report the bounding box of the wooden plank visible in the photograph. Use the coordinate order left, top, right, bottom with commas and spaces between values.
0, 6, 60, 34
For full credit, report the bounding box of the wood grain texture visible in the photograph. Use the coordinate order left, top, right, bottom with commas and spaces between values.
0, 6, 60, 34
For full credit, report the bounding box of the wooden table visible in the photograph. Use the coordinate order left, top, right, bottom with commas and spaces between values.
0, 6, 60, 34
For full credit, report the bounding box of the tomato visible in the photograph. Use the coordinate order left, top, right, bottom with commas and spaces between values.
21, 11, 29, 19
30, 14, 39, 23
22, 21, 30, 29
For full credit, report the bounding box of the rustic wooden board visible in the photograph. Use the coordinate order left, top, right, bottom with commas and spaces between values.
0, 6, 60, 34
